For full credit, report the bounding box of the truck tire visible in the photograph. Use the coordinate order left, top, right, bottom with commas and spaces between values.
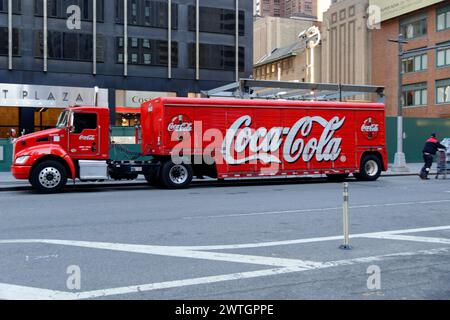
30, 160, 68, 193
354, 155, 382, 181
326, 173, 350, 182
160, 161, 193, 189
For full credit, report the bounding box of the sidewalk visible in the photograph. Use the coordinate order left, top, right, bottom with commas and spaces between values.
0, 163, 440, 191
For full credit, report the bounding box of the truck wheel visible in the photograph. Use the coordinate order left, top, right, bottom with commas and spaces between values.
30, 160, 68, 193
354, 155, 382, 181
326, 173, 350, 182
160, 161, 193, 189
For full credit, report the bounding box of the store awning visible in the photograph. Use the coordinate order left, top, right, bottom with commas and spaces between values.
116, 107, 141, 114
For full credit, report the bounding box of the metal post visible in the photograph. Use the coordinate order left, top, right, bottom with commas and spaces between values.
390, 34, 409, 172
235, 0, 239, 83
8, 0, 12, 70
43, 0, 48, 72
339, 182, 352, 250
124, 0, 128, 77
168, 0, 172, 79
93, 0, 97, 75
195, 0, 199, 80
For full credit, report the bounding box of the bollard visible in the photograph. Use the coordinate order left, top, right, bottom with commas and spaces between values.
339, 182, 352, 250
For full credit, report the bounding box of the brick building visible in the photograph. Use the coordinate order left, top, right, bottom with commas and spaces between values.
372, 1, 450, 118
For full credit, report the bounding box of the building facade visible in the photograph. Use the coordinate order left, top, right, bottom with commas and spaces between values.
255, 0, 318, 19
321, 0, 371, 87
253, 15, 315, 64
0, 0, 253, 138
372, 1, 450, 118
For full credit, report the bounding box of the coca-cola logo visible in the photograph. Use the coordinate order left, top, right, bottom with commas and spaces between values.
223, 116, 345, 165
79, 135, 95, 141
168, 115, 193, 132
361, 118, 379, 140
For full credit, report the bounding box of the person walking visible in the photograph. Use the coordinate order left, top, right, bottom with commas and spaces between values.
420, 133, 446, 180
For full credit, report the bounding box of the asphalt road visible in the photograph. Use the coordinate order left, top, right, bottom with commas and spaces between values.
0, 176, 449, 300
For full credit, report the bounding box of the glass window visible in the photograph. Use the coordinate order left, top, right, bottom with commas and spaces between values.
437, 6, 450, 31
115, 0, 178, 29
116, 37, 178, 67
0, 27, 20, 56
72, 113, 97, 134
188, 43, 245, 71
188, 6, 245, 36
436, 79, 450, 104
436, 47, 450, 67
35, 30, 104, 62
402, 53, 427, 73
0, 0, 21, 13
400, 17, 427, 39
34, 0, 104, 21
402, 83, 427, 107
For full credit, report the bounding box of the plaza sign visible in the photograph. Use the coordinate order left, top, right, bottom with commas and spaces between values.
370, 0, 444, 22
0, 84, 108, 108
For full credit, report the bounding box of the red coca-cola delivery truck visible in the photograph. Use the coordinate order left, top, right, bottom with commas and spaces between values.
11, 97, 387, 193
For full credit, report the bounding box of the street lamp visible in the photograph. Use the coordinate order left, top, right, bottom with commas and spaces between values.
389, 34, 409, 172
299, 26, 321, 83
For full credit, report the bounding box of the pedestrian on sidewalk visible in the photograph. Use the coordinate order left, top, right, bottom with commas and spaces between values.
420, 133, 446, 180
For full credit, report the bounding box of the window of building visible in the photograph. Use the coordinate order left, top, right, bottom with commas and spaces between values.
189, 43, 245, 71
437, 5, 450, 31
402, 83, 427, 107
35, 30, 105, 62
188, 6, 245, 36
0, 27, 20, 56
117, 37, 178, 67
436, 43, 450, 67
400, 16, 427, 39
0, 0, 21, 13
34, 0, 104, 21
402, 53, 427, 73
115, 0, 178, 29
436, 79, 450, 104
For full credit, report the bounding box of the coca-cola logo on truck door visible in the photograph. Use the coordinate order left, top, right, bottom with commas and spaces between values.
168, 115, 193, 132
361, 118, 379, 140
223, 116, 346, 165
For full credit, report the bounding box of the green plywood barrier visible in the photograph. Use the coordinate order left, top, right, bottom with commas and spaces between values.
386, 117, 450, 163
0, 139, 13, 172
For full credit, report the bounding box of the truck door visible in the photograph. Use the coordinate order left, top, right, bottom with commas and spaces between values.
68, 112, 100, 158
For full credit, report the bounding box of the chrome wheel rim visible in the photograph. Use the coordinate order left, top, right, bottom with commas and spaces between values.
365, 160, 379, 177
169, 165, 188, 185
39, 167, 62, 189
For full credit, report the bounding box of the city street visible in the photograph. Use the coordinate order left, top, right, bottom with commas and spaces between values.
0, 175, 449, 300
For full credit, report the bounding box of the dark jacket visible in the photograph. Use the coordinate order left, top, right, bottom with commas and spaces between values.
423, 137, 446, 155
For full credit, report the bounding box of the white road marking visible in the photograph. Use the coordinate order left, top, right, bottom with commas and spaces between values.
183, 225, 450, 250
365, 234, 450, 245
1, 225, 450, 300
183, 199, 450, 220
1, 247, 449, 300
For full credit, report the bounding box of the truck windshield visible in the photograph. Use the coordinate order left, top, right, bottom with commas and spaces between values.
56, 110, 70, 128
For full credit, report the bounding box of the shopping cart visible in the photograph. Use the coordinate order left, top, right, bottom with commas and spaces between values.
436, 149, 448, 180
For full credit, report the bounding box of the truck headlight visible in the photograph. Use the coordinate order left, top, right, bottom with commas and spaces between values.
15, 156, 30, 165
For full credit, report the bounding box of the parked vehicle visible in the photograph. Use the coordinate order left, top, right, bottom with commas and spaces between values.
11, 97, 388, 193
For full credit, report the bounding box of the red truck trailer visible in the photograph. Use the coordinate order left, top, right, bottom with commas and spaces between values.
11, 97, 387, 193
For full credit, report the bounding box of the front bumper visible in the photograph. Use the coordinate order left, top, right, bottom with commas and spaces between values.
11, 165, 32, 180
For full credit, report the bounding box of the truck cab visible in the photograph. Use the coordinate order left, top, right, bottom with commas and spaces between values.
11, 106, 110, 192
